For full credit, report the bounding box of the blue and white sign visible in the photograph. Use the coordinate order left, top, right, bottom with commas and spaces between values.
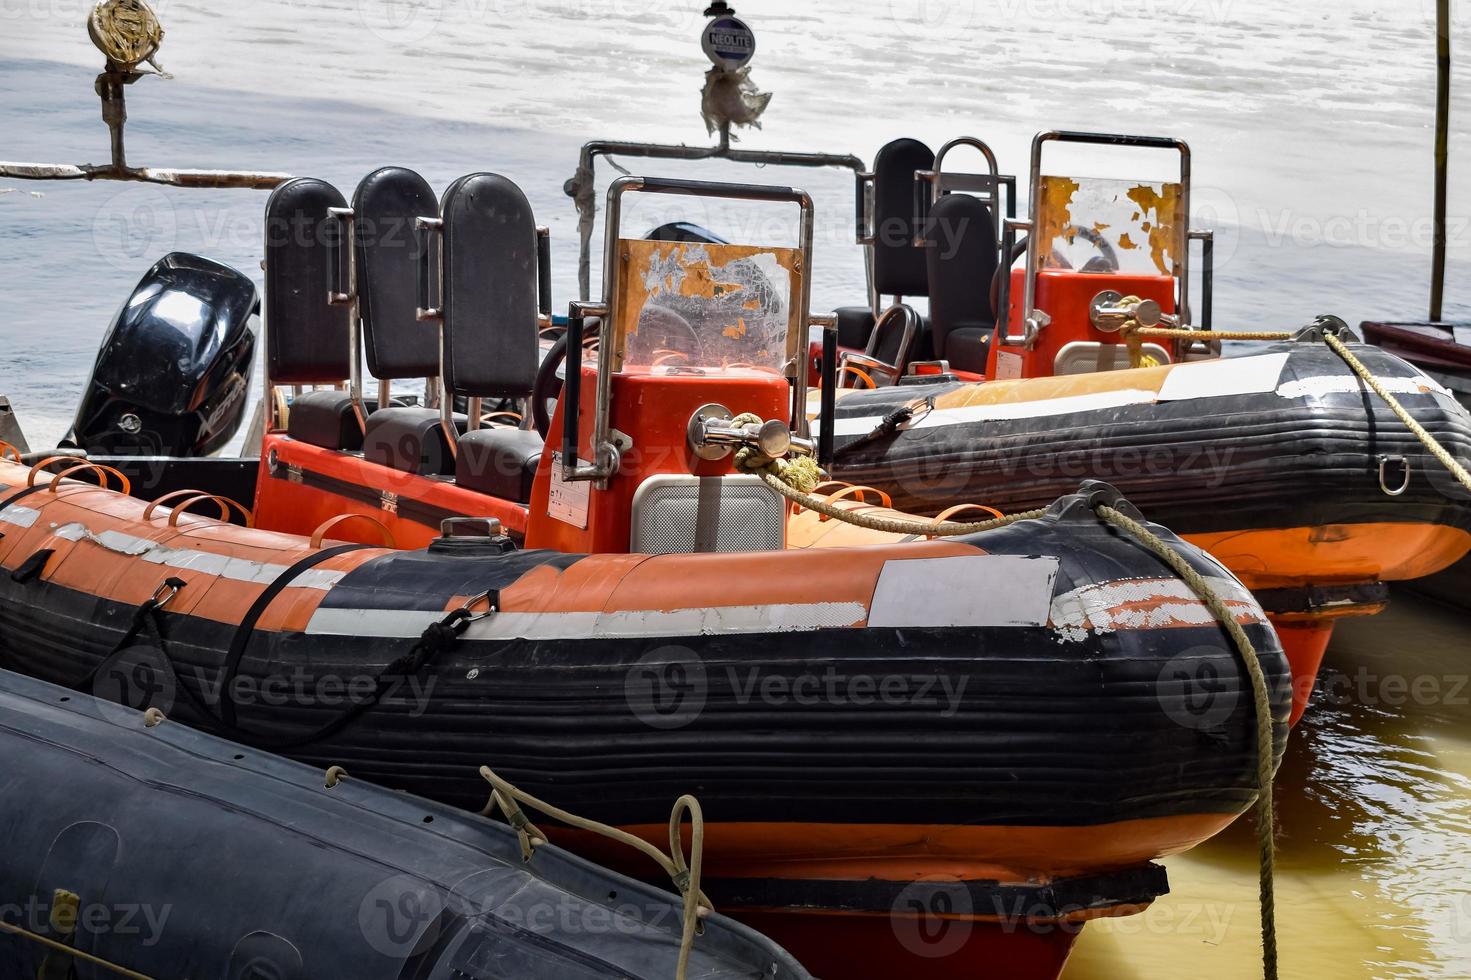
702, 15, 755, 71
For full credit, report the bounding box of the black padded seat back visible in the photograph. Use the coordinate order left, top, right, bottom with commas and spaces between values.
924, 192, 999, 361
264, 178, 351, 384
439, 173, 539, 399
354, 167, 441, 380
870, 138, 934, 298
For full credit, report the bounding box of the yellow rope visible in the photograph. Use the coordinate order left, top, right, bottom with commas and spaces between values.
1123, 324, 1471, 496
757, 469, 1047, 536
726, 412, 1048, 537
1093, 504, 1279, 980
748, 314, 1471, 980
1321, 332, 1471, 494
1122, 325, 1297, 342
1116, 296, 1158, 368
478, 766, 710, 980
0, 920, 155, 980
750, 455, 1282, 977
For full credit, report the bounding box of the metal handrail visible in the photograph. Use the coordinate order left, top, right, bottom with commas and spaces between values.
562, 175, 816, 486
0, 67, 291, 190
1017, 130, 1192, 346
567, 137, 863, 301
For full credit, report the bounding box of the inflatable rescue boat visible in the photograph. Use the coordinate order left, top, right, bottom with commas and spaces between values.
0, 170, 1289, 980
0, 669, 808, 980
795, 132, 1471, 723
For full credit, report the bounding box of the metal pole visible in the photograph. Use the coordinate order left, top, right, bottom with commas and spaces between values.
1431, 0, 1451, 321
568, 139, 866, 301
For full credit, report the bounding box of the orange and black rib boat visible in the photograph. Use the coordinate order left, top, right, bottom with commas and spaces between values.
791, 132, 1471, 724
0, 169, 1289, 980
818, 338, 1471, 723
0, 459, 1289, 980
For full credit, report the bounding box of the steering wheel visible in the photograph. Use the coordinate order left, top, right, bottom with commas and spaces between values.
531, 330, 568, 439
531, 306, 707, 438
652, 349, 693, 368
988, 226, 1124, 318
1047, 225, 1121, 273
989, 236, 1028, 320
632, 304, 705, 365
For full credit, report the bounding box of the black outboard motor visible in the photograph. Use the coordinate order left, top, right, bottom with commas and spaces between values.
645, 220, 729, 244
68, 252, 257, 456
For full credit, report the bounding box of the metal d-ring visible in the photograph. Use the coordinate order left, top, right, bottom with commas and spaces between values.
1377, 455, 1411, 497
149, 577, 186, 610
457, 589, 500, 622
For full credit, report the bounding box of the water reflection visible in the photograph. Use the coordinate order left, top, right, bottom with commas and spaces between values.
1067, 590, 1471, 979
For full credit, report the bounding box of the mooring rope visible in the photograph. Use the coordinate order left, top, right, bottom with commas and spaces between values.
1126, 326, 1298, 343
1320, 331, 1471, 495
0, 919, 155, 980
739, 448, 1283, 978
1119, 321, 1471, 500
760, 464, 1047, 536
477, 766, 710, 980
1094, 502, 1279, 980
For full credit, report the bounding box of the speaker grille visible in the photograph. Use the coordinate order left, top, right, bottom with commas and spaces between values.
631, 475, 786, 554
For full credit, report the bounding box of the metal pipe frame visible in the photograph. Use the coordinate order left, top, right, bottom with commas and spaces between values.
1019, 131, 1192, 346
1, 72, 291, 189
570, 139, 863, 302
413, 216, 457, 456
563, 174, 816, 486
324, 206, 369, 433
0, 161, 292, 188
1188, 228, 1214, 332
912, 136, 1017, 246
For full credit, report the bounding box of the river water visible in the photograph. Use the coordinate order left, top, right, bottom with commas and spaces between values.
2, 2, 1471, 977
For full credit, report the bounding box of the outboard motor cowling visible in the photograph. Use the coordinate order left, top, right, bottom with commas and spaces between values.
644, 220, 729, 244
69, 252, 258, 456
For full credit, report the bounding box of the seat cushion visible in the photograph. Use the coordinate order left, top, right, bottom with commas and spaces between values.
286, 389, 364, 451
362, 407, 454, 476
942, 323, 993, 374
455, 427, 545, 502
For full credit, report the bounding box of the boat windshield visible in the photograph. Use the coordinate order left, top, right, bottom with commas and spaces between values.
1034, 174, 1185, 279
612, 239, 801, 377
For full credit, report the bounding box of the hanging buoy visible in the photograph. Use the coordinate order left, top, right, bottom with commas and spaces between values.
87, 0, 166, 75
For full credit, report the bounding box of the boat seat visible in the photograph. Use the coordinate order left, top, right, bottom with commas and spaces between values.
924, 192, 998, 375
362, 407, 457, 475
455, 427, 544, 503
942, 325, 992, 374
285, 391, 409, 452
834, 306, 876, 349
286, 390, 362, 451
870, 138, 935, 300
434, 172, 546, 499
